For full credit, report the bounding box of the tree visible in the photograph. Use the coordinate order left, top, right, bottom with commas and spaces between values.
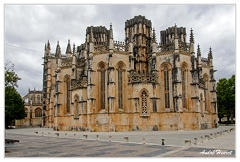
5, 62, 25, 128
5, 61, 21, 88
216, 75, 235, 124
5, 86, 26, 128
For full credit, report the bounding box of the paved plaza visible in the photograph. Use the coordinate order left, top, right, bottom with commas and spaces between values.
5, 126, 235, 157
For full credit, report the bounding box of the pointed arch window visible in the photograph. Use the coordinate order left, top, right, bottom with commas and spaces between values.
164, 67, 170, 108
35, 108, 42, 117
99, 63, 106, 110
64, 75, 71, 113
118, 64, 125, 110
182, 65, 187, 108
141, 91, 147, 114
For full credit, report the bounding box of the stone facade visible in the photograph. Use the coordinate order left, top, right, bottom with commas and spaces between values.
42, 15, 218, 132
15, 89, 43, 127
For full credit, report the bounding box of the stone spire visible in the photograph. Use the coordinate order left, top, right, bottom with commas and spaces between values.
189, 28, 195, 55
55, 41, 61, 58
66, 39, 72, 56
197, 44, 201, 57
109, 23, 113, 39
109, 23, 114, 52
89, 27, 94, 54
152, 28, 156, 43
197, 44, 202, 71
47, 40, 51, 50
174, 24, 179, 52
90, 26, 94, 43
72, 43, 76, 79
208, 47, 213, 66
208, 47, 213, 59
189, 28, 194, 43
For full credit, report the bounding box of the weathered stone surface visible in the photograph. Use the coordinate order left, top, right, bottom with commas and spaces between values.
41, 15, 218, 132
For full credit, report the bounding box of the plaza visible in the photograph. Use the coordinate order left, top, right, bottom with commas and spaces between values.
5, 126, 235, 157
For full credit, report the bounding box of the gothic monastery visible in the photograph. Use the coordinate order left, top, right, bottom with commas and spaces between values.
42, 15, 218, 131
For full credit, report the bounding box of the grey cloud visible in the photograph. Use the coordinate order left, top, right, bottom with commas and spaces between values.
4, 4, 235, 96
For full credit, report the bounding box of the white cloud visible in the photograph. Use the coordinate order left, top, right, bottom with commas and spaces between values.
4, 4, 236, 96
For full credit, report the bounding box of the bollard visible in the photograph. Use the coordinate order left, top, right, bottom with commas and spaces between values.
142, 138, 146, 144
210, 134, 213, 139
48, 132, 50, 137
83, 135, 88, 140
124, 137, 129, 142
161, 139, 165, 145
109, 136, 112, 142
65, 133, 67, 138
42, 132, 44, 136
96, 135, 99, 141
55, 133, 59, 137
185, 140, 191, 147
194, 138, 197, 145
205, 135, 210, 141
201, 136, 204, 143
74, 134, 76, 139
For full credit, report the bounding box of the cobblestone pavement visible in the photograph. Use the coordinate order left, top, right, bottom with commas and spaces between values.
5, 126, 235, 157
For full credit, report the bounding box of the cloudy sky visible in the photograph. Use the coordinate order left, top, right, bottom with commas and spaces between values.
4, 4, 236, 96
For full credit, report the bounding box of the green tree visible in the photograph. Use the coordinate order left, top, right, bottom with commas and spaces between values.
216, 75, 235, 124
5, 62, 25, 128
5, 86, 26, 128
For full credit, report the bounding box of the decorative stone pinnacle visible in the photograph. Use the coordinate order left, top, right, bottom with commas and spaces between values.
208, 47, 213, 59
190, 28, 194, 43
197, 44, 201, 56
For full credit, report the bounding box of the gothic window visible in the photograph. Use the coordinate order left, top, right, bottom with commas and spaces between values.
99, 63, 106, 110
118, 69, 123, 109
117, 62, 126, 110
164, 67, 170, 108
182, 65, 187, 109
141, 91, 147, 114
35, 108, 42, 117
64, 75, 71, 113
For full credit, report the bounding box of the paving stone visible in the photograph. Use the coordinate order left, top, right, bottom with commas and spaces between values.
5, 126, 235, 157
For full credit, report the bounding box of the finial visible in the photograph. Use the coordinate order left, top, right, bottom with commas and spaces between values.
66, 39, 72, 54
152, 28, 156, 42
208, 47, 213, 59
174, 24, 178, 39
190, 28, 194, 43
47, 40, 51, 50
109, 23, 113, 39
197, 44, 201, 57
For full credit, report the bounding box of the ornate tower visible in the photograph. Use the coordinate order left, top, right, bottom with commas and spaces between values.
125, 15, 152, 74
